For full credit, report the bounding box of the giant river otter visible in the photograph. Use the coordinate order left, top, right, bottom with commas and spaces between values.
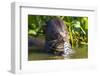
44, 18, 73, 56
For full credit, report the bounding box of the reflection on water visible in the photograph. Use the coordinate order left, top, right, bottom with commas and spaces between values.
28, 47, 88, 61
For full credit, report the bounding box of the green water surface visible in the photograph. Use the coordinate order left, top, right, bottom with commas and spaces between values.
28, 47, 88, 61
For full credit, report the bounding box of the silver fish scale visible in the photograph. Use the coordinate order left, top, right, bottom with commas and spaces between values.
64, 42, 73, 56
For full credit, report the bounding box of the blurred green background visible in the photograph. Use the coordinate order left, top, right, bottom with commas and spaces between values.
28, 15, 88, 60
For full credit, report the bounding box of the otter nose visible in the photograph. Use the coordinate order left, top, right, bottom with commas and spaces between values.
59, 32, 66, 38
59, 31, 68, 42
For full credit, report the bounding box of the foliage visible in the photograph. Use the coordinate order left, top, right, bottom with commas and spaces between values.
28, 15, 88, 48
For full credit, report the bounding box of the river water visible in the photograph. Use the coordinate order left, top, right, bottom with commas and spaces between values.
28, 47, 88, 61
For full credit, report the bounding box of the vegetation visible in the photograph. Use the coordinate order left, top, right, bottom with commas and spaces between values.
28, 15, 88, 48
